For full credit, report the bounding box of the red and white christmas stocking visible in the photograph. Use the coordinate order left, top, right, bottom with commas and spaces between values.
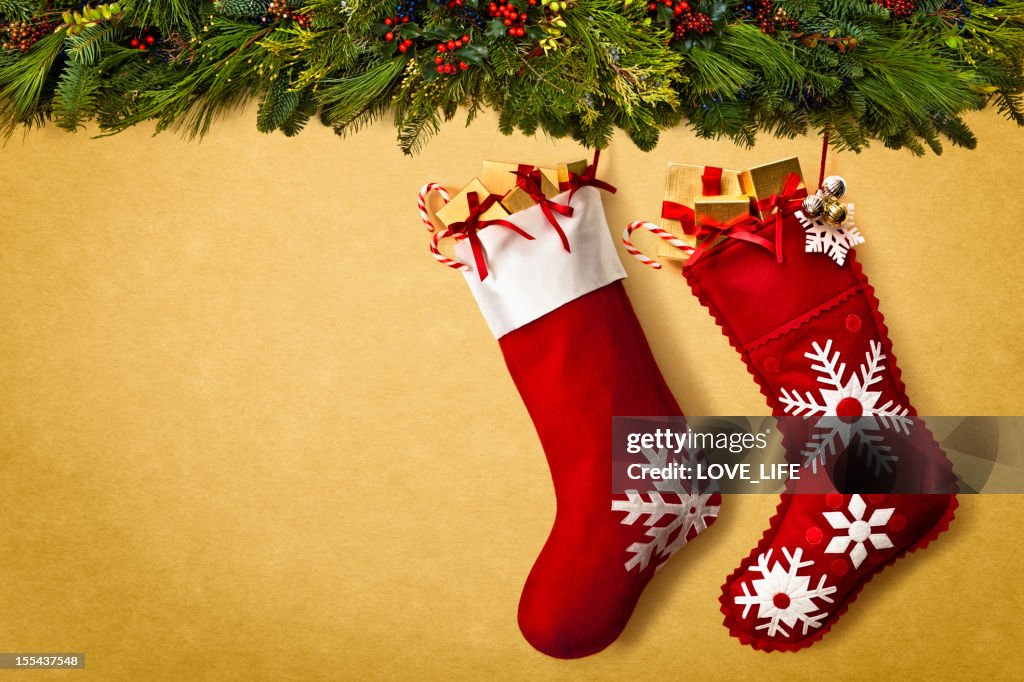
642, 173, 957, 652
421, 169, 720, 659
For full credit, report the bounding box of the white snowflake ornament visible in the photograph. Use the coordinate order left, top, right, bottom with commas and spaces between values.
779, 339, 912, 474
734, 547, 837, 638
823, 494, 895, 568
797, 202, 864, 266
611, 444, 719, 572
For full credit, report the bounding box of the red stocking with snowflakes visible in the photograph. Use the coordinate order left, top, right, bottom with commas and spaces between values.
675, 174, 957, 652
421, 170, 720, 658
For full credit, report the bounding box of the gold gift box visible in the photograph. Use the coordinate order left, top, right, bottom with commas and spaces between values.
435, 178, 510, 229
739, 157, 805, 217
481, 160, 533, 197
659, 163, 743, 260
539, 159, 588, 192
694, 195, 754, 227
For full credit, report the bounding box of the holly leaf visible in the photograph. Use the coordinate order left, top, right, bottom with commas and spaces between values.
486, 19, 507, 39
709, 1, 728, 23
455, 44, 488, 66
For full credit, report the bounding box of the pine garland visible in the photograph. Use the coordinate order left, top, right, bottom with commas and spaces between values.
1, 0, 1022, 153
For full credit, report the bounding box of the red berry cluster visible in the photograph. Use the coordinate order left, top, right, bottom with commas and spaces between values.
874, 0, 917, 18
383, 17, 415, 53
672, 9, 713, 39
750, 1, 798, 34
267, 0, 312, 28
647, 0, 691, 16
646, 1, 713, 41
128, 29, 158, 51
434, 35, 472, 75
487, 0, 536, 38
0, 19, 56, 53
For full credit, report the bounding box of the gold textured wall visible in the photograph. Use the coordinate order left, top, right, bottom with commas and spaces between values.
1, 108, 1021, 680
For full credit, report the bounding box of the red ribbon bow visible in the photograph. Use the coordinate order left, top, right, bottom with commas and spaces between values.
686, 212, 776, 266
662, 201, 697, 235
755, 172, 807, 263
511, 166, 574, 252
682, 172, 808, 268
566, 150, 618, 202
449, 191, 534, 281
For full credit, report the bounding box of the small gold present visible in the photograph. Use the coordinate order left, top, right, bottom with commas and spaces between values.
659, 163, 743, 260
539, 159, 589, 192
480, 160, 538, 197
694, 195, 754, 227
435, 178, 510, 228
740, 157, 805, 218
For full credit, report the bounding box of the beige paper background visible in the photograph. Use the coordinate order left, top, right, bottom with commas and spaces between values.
1, 108, 1022, 680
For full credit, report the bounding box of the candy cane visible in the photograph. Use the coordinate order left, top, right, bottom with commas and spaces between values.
418, 183, 450, 232
622, 221, 693, 269
430, 229, 471, 272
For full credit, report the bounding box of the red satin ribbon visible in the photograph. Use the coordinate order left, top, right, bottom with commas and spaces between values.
511, 166, 573, 252
687, 212, 775, 266
566, 150, 617, 202
449, 191, 534, 281
755, 172, 807, 263
682, 171, 808, 268
515, 164, 534, 190
662, 200, 696, 235
701, 166, 723, 196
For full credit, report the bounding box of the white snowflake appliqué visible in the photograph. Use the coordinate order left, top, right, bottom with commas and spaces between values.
779, 339, 913, 475
823, 494, 895, 569
611, 444, 719, 572
797, 203, 865, 266
735, 547, 837, 638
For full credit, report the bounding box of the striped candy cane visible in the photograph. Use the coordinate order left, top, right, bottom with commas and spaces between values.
418, 183, 450, 232
430, 229, 471, 272
622, 221, 693, 269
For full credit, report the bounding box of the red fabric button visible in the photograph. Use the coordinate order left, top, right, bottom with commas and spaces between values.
890, 514, 906, 532
836, 396, 864, 422
867, 494, 886, 504
763, 357, 780, 373
831, 559, 849, 577
826, 492, 844, 509
845, 314, 862, 332
805, 527, 824, 545
772, 593, 791, 609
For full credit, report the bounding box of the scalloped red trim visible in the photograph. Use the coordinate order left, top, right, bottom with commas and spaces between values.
683, 231, 958, 653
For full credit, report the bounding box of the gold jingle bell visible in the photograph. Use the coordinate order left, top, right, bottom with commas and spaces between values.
823, 201, 848, 226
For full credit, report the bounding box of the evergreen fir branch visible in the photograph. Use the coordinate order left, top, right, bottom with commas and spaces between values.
256, 71, 300, 132
278, 87, 316, 136
0, 0, 37, 21
53, 60, 100, 131
65, 21, 121, 66
0, 28, 65, 136
318, 57, 404, 131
